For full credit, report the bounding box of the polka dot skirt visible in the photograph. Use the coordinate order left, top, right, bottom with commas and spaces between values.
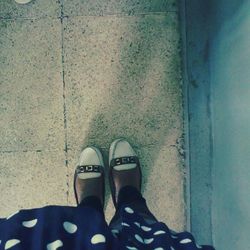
0, 205, 215, 250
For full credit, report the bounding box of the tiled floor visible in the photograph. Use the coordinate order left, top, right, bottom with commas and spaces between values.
0, 0, 185, 231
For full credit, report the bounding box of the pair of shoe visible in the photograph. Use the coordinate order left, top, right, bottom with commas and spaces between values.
74, 138, 142, 208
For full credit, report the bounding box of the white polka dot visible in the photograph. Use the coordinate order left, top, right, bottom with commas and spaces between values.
141, 225, 151, 232
63, 221, 77, 234
171, 247, 175, 250
121, 222, 130, 227
180, 238, 192, 244
5, 239, 21, 250
126, 246, 138, 250
135, 234, 144, 244
144, 238, 154, 244
196, 243, 202, 248
47, 240, 63, 250
6, 211, 19, 220
111, 229, 119, 238
22, 219, 38, 228
91, 234, 106, 244
111, 229, 119, 234
134, 222, 140, 227
153, 230, 166, 235
154, 248, 164, 250
124, 207, 134, 214
171, 235, 178, 239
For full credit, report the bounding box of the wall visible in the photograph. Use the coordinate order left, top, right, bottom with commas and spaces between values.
180, 0, 250, 249
179, 0, 213, 244
210, 1, 250, 249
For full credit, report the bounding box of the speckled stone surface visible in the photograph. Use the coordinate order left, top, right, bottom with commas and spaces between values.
64, 13, 185, 230
0, 150, 68, 218
0, 0, 60, 19
0, 0, 185, 232
63, 0, 177, 17
0, 18, 64, 152
64, 13, 182, 150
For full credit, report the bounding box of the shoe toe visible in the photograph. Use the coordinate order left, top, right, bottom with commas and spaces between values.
110, 139, 137, 170
78, 146, 104, 166
113, 139, 136, 158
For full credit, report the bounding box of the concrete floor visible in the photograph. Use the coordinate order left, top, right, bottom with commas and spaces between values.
0, 0, 185, 231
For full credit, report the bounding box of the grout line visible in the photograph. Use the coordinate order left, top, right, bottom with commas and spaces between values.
60, 0, 69, 205
0, 149, 43, 153
0, 15, 60, 21
178, 0, 191, 231
0, 144, 180, 154
0, 10, 178, 21
62, 10, 178, 19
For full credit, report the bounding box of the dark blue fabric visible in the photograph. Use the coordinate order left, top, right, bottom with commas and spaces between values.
110, 186, 158, 231
0, 201, 215, 250
117, 186, 145, 210
79, 196, 104, 216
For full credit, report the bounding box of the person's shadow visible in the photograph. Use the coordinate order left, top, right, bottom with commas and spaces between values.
69, 15, 183, 226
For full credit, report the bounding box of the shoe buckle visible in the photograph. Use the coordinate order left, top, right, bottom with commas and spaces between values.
115, 158, 121, 165
78, 165, 100, 173
129, 156, 136, 163
121, 157, 129, 164
85, 165, 93, 171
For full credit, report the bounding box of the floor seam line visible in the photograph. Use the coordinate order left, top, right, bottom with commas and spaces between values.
60, 0, 69, 205
0, 10, 178, 21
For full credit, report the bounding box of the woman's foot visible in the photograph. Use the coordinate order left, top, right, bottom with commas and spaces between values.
74, 146, 105, 206
109, 138, 142, 208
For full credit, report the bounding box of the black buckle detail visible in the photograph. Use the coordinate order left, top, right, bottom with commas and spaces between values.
114, 156, 137, 165
76, 165, 101, 173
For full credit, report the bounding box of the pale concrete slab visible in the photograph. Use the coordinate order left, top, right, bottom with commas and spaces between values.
0, 0, 60, 19
0, 150, 68, 218
64, 13, 182, 150
63, 0, 177, 17
0, 18, 64, 152
64, 13, 185, 230
140, 145, 185, 231
0, 0, 185, 231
